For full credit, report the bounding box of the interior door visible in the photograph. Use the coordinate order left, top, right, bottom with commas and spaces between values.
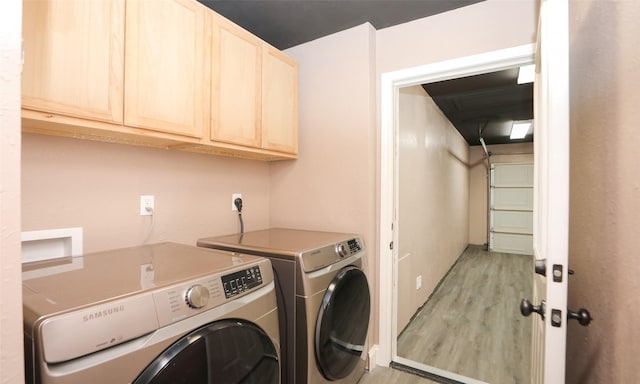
530, 0, 570, 382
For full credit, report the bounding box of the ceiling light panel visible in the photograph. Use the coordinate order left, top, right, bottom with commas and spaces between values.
510, 121, 532, 140
517, 64, 535, 84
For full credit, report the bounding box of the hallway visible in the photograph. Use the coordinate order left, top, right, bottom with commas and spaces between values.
397, 246, 533, 383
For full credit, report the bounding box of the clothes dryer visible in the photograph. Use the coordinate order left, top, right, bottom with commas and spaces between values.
197, 228, 370, 384
23, 242, 279, 384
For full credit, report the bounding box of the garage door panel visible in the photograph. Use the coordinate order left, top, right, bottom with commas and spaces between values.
491, 210, 533, 234
492, 188, 533, 210
490, 162, 533, 255
492, 163, 534, 186
490, 233, 533, 255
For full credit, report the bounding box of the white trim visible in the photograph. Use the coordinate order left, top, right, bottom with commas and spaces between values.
539, 0, 570, 381
367, 344, 379, 371
378, 44, 536, 369
394, 357, 490, 384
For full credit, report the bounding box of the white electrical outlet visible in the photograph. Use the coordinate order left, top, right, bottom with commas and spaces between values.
416, 275, 422, 290
140, 195, 154, 216
232, 193, 242, 211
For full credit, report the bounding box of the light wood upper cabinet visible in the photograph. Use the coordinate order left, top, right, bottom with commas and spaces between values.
261, 45, 299, 154
22, 0, 125, 123
22, 0, 297, 160
210, 15, 262, 147
124, 0, 208, 138
210, 15, 298, 155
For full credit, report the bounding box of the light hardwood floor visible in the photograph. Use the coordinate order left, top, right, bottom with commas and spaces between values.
396, 245, 533, 383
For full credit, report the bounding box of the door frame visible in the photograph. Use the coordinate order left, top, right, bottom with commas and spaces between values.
533, 0, 570, 381
377, 44, 536, 369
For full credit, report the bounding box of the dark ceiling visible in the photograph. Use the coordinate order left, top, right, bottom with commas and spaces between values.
198, 0, 533, 147
423, 69, 534, 146
198, 0, 483, 50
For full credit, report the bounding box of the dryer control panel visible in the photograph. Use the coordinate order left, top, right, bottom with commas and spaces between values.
300, 237, 365, 273
346, 238, 362, 254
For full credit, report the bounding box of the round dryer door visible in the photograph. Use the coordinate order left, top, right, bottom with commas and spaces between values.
133, 319, 279, 384
315, 266, 371, 380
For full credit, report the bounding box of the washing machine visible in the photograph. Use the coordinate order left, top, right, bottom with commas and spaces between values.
197, 228, 370, 384
22, 242, 280, 384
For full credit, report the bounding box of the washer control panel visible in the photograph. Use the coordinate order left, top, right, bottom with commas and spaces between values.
185, 284, 210, 308
152, 260, 271, 328
221, 266, 263, 298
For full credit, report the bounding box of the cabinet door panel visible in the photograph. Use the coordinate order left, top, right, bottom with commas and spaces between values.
211, 17, 261, 147
261, 45, 298, 154
22, 0, 124, 123
125, 0, 207, 138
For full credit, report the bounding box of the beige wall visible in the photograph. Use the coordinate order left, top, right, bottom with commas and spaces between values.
272, 23, 377, 242
273, 22, 379, 344
468, 143, 534, 245
397, 86, 469, 331
567, 1, 640, 382
376, 0, 539, 74
1, 0, 24, 382
22, 133, 272, 254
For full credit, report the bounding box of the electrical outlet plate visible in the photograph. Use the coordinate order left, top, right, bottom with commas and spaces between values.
232, 193, 242, 211
140, 195, 154, 216
416, 275, 422, 290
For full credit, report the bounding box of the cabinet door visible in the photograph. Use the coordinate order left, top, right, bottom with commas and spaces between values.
22, 0, 124, 123
211, 16, 261, 147
261, 45, 298, 154
125, 0, 208, 138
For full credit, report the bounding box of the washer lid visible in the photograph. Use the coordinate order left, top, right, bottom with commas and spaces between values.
22, 242, 265, 316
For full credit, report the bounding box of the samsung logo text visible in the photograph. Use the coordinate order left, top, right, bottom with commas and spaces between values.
83, 305, 125, 322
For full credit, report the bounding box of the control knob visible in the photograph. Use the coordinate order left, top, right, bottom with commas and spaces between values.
335, 243, 348, 258
185, 285, 210, 309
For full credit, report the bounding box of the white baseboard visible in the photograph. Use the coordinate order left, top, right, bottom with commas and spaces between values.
367, 345, 381, 371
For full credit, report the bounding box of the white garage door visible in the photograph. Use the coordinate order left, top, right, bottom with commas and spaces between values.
489, 163, 533, 255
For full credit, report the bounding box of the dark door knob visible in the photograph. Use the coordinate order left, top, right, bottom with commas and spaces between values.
568, 308, 593, 326
520, 299, 546, 319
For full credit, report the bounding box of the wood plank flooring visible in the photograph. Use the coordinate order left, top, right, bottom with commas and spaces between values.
396, 245, 533, 383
